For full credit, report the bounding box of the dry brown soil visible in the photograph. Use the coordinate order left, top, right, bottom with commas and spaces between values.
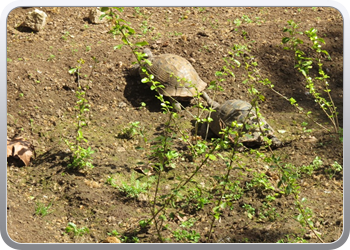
6, 7, 343, 243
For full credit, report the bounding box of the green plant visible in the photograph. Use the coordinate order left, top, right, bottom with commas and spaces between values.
121, 235, 140, 243
242, 15, 252, 23
301, 122, 312, 133
64, 86, 94, 169
140, 20, 154, 34
107, 230, 120, 236
295, 198, 315, 229
139, 102, 147, 109
35, 200, 53, 217
234, 18, 242, 26
277, 234, 307, 243
65, 222, 89, 237
71, 48, 78, 55
168, 31, 183, 37
99, 7, 331, 244
229, 39, 332, 136
64, 58, 96, 170
29, 118, 34, 132
61, 31, 70, 40
133, 7, 141, 15
181, 187, 211, 212
47, 54, 55, 61
173, 229, 200, 243
338, 127, 343, 142
107, 172, 150, 198
325, 161, 342, 179
299, 156, 323, 176
247, 172, 275, 192
241, 30, 248, 39
258, 202, 280, 222
272, 156, 325, 243
139, 219, 151, 229
282, 20, 338, 133
119, 121, 142, 139
242, 204, 255, 219
180, 218, 197, 228
225, 180, 244, 201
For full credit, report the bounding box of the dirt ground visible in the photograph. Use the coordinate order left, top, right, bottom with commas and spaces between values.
6, 7, 343, 243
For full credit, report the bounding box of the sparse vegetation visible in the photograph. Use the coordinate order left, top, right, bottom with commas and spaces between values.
34, 200, 53, 217
6, 7, 342, 244
65, 222, 90, 237
64, 58, 95, 170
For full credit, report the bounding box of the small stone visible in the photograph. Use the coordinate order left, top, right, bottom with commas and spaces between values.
89, 8, 107, 24
22, 9, 47, 32
188, 58, 196, 63
118, 101, 127, 108
117, 147, 126, 152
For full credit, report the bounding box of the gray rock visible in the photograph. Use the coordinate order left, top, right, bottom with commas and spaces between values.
22, 9, 47, 32
89, 8, 107, 24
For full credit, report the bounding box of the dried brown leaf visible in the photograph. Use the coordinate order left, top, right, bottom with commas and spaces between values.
304, 136, 318, 143
134, 165, 154, 176
7, 137, 34, 166
100, 236, 121, 243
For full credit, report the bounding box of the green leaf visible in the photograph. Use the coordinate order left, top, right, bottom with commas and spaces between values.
135, 41, 149, 47
121, 36, 129, 45
100, 7, 109, 12
114, 44, 123, 50
289, 97, 297, 105
207, 154, 217, 161
281, 37, 290, 44
68, 68, 77, 74
220, 202, 227, 209
296, 214, 304, 222
258, 94, 266, 102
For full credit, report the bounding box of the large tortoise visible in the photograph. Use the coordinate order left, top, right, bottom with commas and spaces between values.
201, 92, 282, 149
134, 48, 207, 110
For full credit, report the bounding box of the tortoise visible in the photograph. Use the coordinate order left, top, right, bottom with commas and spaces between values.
133, 48, 207, 110
201, 91, 282, 149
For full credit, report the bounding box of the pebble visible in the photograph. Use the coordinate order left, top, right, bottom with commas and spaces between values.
188, 58, 196, 63
118, 101, 127, 108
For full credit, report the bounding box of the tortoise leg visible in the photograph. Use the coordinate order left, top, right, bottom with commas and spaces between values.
172, 100, 182, 111
200, 122, 216, 140
200, 122, 209, 140
270, 136, 282, 148
164, 98, 183, 111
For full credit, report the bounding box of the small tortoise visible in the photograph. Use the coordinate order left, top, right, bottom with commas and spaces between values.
201, 92, 282, 149
134, 48, 207, 110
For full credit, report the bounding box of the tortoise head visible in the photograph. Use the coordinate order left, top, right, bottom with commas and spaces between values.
143, 48, 153, 59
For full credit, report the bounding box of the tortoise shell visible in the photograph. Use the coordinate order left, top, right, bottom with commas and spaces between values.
140, 53, 207, 99
208, 99, 278, 146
